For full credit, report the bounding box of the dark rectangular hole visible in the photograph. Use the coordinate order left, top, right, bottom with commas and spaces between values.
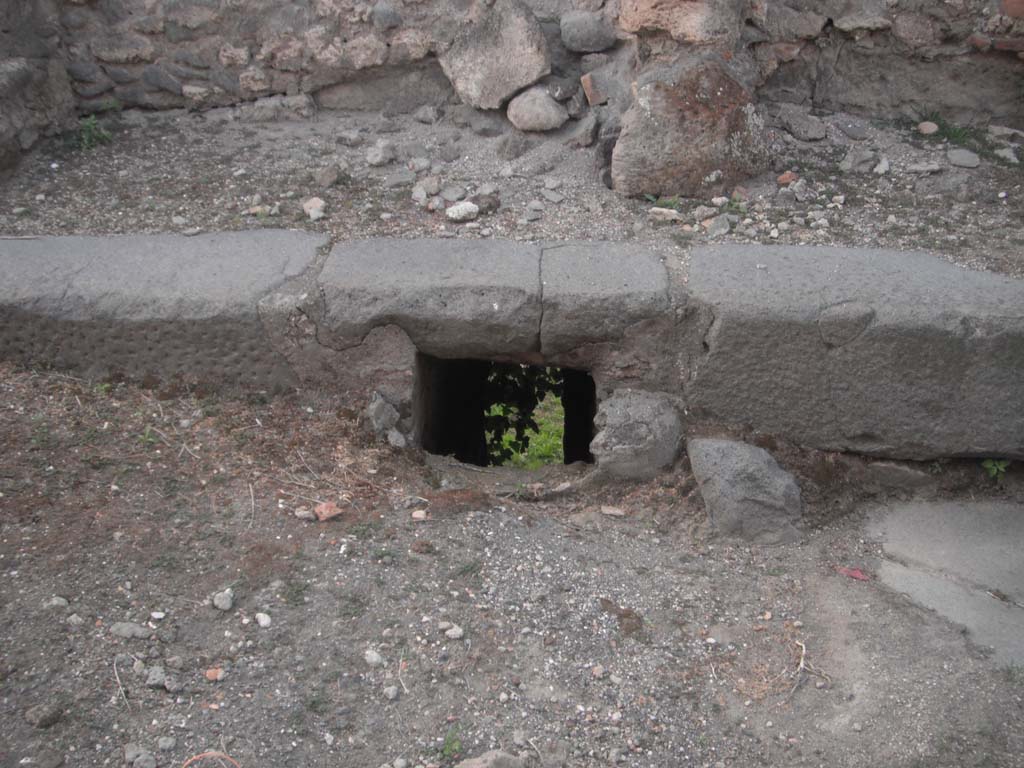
413, 353, 596, 468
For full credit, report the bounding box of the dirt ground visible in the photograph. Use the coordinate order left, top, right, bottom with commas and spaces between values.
0, 102, 1022, 278
2, 364, 1023, 768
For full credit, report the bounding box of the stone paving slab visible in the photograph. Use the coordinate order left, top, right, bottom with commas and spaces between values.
869, 501, 1024, 665
686, 244, 1024, 459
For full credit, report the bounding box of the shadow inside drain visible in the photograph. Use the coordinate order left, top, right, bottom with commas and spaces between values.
413, 353, 596, 469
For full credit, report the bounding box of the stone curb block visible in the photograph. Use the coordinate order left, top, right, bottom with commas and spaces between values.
0, 230, 326, 390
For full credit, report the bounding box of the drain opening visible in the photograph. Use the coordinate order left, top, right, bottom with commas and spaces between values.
413, 353, 596, 468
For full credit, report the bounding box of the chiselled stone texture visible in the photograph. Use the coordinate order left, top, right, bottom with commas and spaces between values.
685, 244, 1024, 460
0, 230, 326, 390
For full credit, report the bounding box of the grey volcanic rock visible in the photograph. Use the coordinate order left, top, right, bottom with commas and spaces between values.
0, 230, 325, 389
110, 622, 152, 639
591, 390, 683, 480
539, 242, 669, 354
560, 11, 617, 53
507, 86, 568, 132
439, 0, 550, 110
776, 103, 826, 141
688, 439, 802, 544
686, 245, 1024, 460
316, 239, 542, 358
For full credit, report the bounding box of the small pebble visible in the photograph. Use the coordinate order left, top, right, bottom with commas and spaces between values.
255, 612, 272, 628
212, 589, 234, 611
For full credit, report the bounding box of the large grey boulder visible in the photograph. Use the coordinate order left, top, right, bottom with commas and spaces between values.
610, 57, 767, 197
438, 0, 550, 110
590, 390, 683, 479
687, 439, 802, 545
685, 245, 1024, 460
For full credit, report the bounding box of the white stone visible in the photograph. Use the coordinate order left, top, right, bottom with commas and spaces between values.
303, 197, 326, 221
445, 201, 479, 222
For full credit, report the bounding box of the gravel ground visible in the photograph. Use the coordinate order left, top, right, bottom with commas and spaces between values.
0, 104, 1022, 277
2, 365, 1023, 768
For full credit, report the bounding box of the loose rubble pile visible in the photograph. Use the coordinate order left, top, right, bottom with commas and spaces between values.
3, 0, 1023, 203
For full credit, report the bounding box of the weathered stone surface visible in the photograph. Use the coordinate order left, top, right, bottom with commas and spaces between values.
747, 3, 827, 40
618, 0, 743, 46
315, 62, 452, 113
761, 42, 1024, 128
611, 57, 765, 196
454, 751, 527, 768
507, 86, 568, 132
688, 438, 802, 545
0, 0, 76, 169
24, 702, 64, 729
0, 231, 325, 388
775, 103, 826, 141
685, 245, 1024, 460
539, 242, 669, 354
862, 461, 936, 493
316, 239, 542, 359
90, 34, 156, 64
560, 11, 617, 52
591, 390, 683, 479
817, 301, 875, 347
110, 621, 152, 639
239, 94, 316, 122
439, 0, 550, 109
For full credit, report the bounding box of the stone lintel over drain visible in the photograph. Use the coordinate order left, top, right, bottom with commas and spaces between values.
312, 238, 672, 365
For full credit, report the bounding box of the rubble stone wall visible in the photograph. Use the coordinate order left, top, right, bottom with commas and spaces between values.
3, 0, 1023, 189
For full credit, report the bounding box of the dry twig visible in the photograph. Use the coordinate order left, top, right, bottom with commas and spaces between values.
113, 658, 129, 709
787, 640, 830, 698
180, 752, 240, 768
278, 488, 327, 506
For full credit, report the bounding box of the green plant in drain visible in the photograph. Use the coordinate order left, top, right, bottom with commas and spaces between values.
483, 365, 564, 467
981, 459, 1009, 482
